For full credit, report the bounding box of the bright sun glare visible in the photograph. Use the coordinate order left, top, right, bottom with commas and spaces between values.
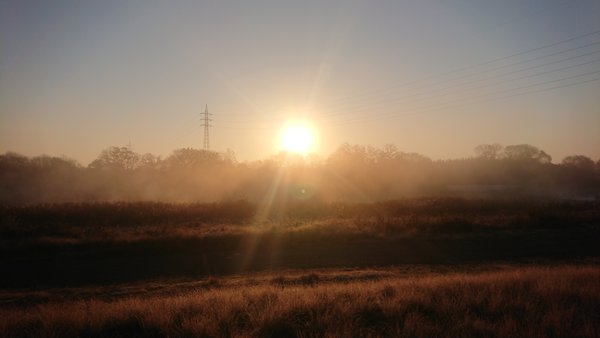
281, 123, 314, 154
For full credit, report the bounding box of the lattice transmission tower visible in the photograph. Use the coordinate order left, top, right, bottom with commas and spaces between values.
201, 104, 212, 150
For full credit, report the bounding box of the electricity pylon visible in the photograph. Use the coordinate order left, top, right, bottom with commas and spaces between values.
201, 104, 212, 150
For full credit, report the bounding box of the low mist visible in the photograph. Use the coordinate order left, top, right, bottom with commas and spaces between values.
1, 143, 599, 205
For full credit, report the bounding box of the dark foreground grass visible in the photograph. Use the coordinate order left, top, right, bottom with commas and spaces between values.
2, 198, 599, 245
1, 264, 599, 337
1, 198, 600, 288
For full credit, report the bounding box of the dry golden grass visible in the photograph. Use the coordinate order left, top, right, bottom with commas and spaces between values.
3, 198, 599, 246
1, 264, 599, 337
3, 200, 598, 289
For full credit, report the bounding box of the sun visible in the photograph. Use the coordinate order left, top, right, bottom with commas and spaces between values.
280, 123, 315, 154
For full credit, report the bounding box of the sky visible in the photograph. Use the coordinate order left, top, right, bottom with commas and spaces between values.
1, 0, 600, 165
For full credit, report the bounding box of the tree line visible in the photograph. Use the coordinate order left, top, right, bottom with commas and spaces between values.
0, 143, 598, 205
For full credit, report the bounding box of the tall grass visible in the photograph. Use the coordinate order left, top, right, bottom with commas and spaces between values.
2, 198, 599, 288
2, 198, 598, 245
1, 265, 598, 337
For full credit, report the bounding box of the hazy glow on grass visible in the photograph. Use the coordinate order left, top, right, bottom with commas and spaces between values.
280, 123, 314, 154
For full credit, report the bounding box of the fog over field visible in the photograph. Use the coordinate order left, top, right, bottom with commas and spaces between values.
1, 143, 599, 205
2, 0, 600, 336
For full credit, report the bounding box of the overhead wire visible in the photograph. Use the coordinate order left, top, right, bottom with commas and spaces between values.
214, 28, 600, 124
327, 69, 600, 127
211, 0, 580, 124
313, 44, 600, 119
211, 30, 600, 128
211, 42, 600, 129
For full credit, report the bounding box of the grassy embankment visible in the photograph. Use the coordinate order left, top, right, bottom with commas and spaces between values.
1, 264, 599, 337
1, 198, 599, 287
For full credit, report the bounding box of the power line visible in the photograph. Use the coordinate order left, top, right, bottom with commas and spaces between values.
314, 44, 600, 120
329, 69, 600, 127
332, 77, 600, 127
212, 32, 600, 126
230, 28, 600, 123
316, 51, 600, 120
211, 50, 600, 129
343, 28, 600, 103
207, 29, 600, 131
211, 65, 600, 131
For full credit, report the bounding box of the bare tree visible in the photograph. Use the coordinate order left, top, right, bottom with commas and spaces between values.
503, 144, 552, 164
474, 144, 503, 160
166, 148, 223, 168
89, 147, 141, 171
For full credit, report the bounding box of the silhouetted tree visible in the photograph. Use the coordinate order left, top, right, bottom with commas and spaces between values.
137, 153, 162, 170
0, 153, 32, 204
0, 152, 29, 171
503, 144, 551, 163
327, 144, 371, 168
397, 152, 431, 163
89, 147, 141, 171
272, 151, 306, 167
2, 143, 599, 205
562, 155, 595, 171
381, 144, 399, 161
30, 155, 80, 170
166, 148, 223, 168
224, 149, 237, 164
474, 144, 503, 159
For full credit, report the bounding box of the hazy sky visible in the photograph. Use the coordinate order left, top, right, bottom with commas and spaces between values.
1, 0, 600, 164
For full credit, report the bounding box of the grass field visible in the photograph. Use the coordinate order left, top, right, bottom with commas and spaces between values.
1, 198, 599, 288
1, 264, 598, 337
1, 199, 599, 336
